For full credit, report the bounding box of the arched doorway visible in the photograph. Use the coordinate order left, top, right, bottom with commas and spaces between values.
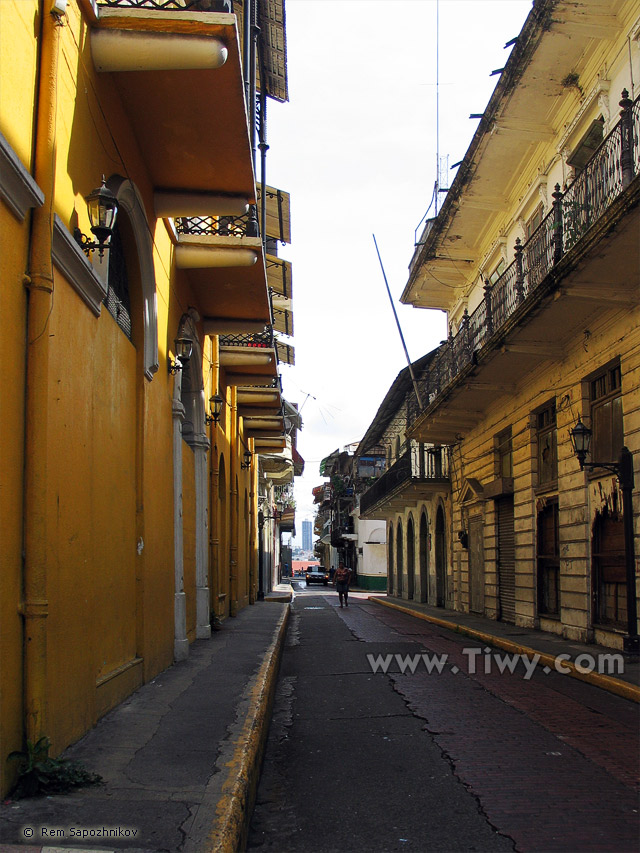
407, 516, 415, 600
419, 512, 429, 603
396, 520, 404, 598
388, 524, 394, 596
435, 505, 446, 607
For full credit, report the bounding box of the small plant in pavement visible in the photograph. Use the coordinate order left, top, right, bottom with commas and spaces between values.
7, 735, 102, 798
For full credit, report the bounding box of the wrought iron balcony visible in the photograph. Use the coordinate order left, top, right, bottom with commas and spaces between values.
176, 208, 258, 239
219, 329, 273, 348
408, 91, 640, 427
97, 1, 234, 10
359, 445, 450, 518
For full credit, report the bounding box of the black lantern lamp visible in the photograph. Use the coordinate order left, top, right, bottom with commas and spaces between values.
168, 336, 193, 374
569, 416, 592, 470
74, 177, 119, 258
205, 393, 224, 426
569, 416, 638, 655
241, 449, 252, 470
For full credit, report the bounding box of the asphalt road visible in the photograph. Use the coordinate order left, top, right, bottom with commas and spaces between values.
248, 586, 640, 853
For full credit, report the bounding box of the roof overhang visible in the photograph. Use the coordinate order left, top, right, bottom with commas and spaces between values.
175, 233, 270, 325
402, 0, 633, 309
92, 7, 255, 201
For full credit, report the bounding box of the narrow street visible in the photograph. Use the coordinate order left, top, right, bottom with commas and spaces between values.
248, 587, 640, 853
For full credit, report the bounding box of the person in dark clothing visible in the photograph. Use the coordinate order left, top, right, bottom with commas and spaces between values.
333, 562, 352, 608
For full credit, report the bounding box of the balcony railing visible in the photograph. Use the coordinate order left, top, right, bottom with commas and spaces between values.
176, 208, 258, 238
360, 445, 449, 517
219, 329, 273, 348
408, 90, 639, 426
97, 1, 233, 10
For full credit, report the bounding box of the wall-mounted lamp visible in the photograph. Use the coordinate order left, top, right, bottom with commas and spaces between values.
241, 449, 252, 470
168, 336, 193, 374
73, 177, 119, 258
457, 529, 469, 549
205, 393, 224, 426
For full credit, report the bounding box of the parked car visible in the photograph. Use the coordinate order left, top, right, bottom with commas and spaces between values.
305, 568, 329, 586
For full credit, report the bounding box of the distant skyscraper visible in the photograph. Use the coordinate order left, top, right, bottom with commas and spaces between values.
302, 520, 312, 551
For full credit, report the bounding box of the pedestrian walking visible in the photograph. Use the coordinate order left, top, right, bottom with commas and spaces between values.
333, 562, 352, 608
329, 565, 336, 581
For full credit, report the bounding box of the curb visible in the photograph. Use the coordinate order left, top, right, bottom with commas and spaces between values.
204, 604, 290, 852
369, 596, 640, 704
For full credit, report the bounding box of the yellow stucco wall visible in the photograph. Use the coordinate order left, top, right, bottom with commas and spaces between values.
1, 0, 265, 797
0, 0, 40, 797
0, 206, 30, 794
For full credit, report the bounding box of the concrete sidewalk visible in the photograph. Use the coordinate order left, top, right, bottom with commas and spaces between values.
0, 601, 289, 853
370, 595, 640, 702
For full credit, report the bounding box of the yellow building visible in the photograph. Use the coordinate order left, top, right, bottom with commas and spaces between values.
370, 0, 640, 652
0, 0, 294, 797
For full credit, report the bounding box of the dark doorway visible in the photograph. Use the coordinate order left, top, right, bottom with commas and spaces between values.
419, 512, 428, 603
407, 517, 415, 600
435, 506, 446, 607
396, 521, 404, 598
496, 496, 516, 622
469, 516, 485, 614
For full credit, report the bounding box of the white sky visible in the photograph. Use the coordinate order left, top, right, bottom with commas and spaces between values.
264, 0, 533, 540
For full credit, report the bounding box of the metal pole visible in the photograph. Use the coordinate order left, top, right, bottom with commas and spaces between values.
372, 234, 423, 409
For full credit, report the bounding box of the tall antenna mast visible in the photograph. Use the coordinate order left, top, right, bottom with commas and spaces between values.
435, 0, 440, 216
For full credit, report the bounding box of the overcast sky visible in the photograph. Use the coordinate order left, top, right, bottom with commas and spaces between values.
264, 0, 533, 541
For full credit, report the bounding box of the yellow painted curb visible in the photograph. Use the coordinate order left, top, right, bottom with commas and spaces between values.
369, 597, 640, 704
207, 604, 290, 853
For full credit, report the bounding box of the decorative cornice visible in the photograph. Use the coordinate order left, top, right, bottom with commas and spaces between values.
0, 133, 44, 221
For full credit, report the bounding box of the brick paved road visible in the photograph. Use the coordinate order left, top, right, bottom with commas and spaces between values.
248, 590, 639, 853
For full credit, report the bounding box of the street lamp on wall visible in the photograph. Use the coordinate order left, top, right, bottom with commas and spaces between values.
74, 177, 119, 258
168, 336, 193, 374
241, 449, 252, 470
569, 417, 638, 655
205, 393, 224, 426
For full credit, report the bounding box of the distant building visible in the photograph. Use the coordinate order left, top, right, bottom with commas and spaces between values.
302, 520, 313, 551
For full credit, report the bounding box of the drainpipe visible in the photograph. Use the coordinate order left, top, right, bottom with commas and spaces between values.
229, 387, 239, 615
21, 1, 63, 744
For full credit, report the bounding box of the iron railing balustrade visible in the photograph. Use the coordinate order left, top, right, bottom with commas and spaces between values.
97, 1, 233, 10
360, 445, 450, 516
219, 329, 273, 348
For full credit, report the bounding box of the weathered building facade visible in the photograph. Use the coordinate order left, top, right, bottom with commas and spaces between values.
0, 0, 297, 796
399, 0, 640, 651
358, 356, 452, 602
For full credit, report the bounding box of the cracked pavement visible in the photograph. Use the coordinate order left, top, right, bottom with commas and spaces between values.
248, 588, 639, 853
